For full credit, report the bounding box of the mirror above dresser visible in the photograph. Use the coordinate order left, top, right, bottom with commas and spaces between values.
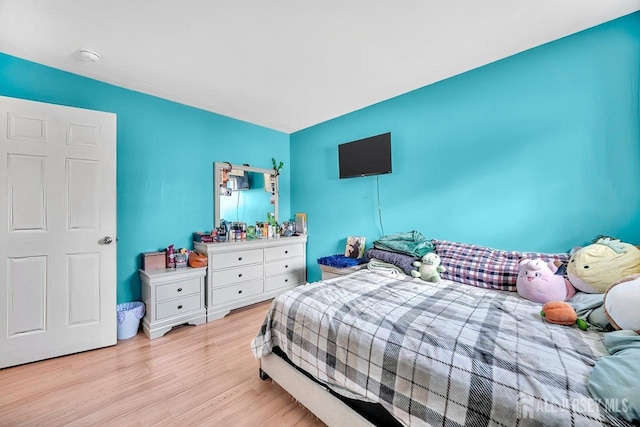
214, 162, 279, 229
198, 161, 306, 322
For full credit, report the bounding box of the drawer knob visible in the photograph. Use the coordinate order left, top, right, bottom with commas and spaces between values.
238, 256, 243, 261
178, 305, 183, 310
285, 250, 288, 254
238, 290, 243, 294
238, 273, 243, 277
285, 279, 289, 283
285, 265, 288, 268
177, 288, 182, 292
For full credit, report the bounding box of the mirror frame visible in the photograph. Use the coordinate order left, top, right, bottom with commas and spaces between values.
214, 161, 278, 228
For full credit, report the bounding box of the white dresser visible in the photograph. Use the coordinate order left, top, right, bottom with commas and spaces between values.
195, 235, 307, 322
139, 267, 207, 339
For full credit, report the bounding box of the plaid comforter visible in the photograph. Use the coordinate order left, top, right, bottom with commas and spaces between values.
251, 270, 631, 426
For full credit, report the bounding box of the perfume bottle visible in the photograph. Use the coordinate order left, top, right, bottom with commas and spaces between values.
166, 244, 176, 268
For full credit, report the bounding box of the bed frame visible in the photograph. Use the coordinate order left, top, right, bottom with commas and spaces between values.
259, 353, 375, 427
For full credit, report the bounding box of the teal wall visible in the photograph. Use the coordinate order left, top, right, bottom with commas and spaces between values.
2, 12, 639, 292
0, 53, 290, 303
291, 13, 640, 282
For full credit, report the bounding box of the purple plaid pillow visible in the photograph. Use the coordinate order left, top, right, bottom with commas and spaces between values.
432, 239, 570, 291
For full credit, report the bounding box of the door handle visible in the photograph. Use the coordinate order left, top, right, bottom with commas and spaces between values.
102, 236, 113, 245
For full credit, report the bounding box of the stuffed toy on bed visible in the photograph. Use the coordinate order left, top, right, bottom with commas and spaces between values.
567, 238, 640, 293
540, 301, 588, 330
516, 259, 575, 304
411, 253, 445, 283
604, 274, 640, 333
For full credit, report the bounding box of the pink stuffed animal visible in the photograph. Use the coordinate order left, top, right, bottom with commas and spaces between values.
516, 259, 576, 304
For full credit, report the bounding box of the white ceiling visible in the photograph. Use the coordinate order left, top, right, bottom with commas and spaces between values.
1, 1, 639, 133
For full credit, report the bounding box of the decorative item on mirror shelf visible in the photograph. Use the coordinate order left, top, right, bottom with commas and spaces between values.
271, 158, 284, 176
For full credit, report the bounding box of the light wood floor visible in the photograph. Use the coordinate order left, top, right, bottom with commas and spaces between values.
0, 301, 326, 426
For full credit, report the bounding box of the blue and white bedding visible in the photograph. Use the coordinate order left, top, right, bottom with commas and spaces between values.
251, 269, 631, 426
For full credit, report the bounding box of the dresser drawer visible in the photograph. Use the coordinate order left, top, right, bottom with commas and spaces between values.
265, 244, 304, 262
211, 280, 263, 306
211, 248, 263, 270
265, 270, 305, 292
156, 294, 201, 320
155, 277, 201, 302
212, 264, 263, 288
265, 257, 305, 277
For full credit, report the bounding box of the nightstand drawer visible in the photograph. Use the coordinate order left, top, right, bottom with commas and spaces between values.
156, 294, 201, 320
265, 270, 305, 292
212, 280, 263, 305
265, 257, 305, 277
212, 264, 264, 287
155, 277, 201, 302
211, 248, 263, 269
265, 244, 304, 262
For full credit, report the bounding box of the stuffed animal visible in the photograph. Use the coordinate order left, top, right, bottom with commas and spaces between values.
516, 259, 575, 304
411, 253, 445, 282
540, 301, 588, 330
567, 238, 640, 293
604, 274, 640, 333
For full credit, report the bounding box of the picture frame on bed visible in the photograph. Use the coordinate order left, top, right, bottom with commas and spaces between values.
345, 236, 366, 259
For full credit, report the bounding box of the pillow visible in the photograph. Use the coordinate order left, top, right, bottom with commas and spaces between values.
432, 239, 570, 291
365, 248, 418, 275
588, 330, 640, 423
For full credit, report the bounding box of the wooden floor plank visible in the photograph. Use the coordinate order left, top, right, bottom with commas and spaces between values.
0, 300, 325, 427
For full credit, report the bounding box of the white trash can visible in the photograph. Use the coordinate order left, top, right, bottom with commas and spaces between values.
116, 302, 145, 340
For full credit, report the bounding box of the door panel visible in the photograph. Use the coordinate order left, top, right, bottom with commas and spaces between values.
66, 158, 100, 230
8, 256, 47, 335
0, 96, 117, 369
8, 154, 47, 231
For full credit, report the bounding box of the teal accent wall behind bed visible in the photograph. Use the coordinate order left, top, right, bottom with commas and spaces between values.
291, 12, 640, 282
0, 53, 290, 303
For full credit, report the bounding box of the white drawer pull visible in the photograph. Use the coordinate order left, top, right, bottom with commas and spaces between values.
177, 288, 182, 292
177, 305, 183, 310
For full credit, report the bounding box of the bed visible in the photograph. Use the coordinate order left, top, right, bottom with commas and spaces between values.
251, 269, 631, 426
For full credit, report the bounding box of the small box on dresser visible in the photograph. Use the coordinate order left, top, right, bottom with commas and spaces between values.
142, 251, 166, 270
139, 266, 207, 339
195, 235, 307, 322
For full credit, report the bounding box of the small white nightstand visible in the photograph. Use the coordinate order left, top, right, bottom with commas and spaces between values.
139, 267, 207, 339
319, 263, 368, 280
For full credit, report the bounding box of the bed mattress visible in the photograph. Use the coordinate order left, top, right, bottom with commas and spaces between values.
252, 269, 630, 426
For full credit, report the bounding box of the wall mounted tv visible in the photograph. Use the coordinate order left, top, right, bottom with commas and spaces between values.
338, 132, 392, 179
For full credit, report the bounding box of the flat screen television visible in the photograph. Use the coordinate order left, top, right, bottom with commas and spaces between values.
338, 132, 392, 179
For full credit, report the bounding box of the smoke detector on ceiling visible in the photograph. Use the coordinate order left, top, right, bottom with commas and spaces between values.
78, 49, 102, 62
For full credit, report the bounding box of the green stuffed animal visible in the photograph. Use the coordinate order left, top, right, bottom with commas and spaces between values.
411, 253, 445, 283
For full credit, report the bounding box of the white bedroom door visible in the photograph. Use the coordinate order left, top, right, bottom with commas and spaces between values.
0, 96, 117, 369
